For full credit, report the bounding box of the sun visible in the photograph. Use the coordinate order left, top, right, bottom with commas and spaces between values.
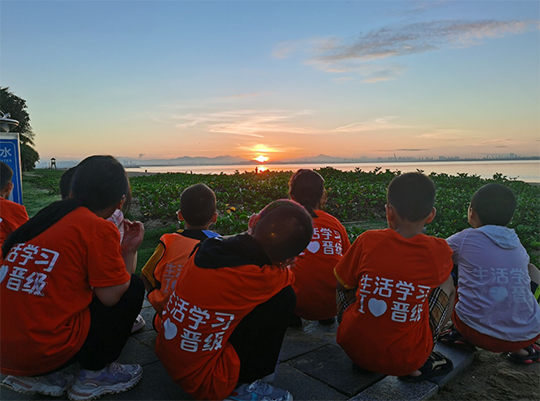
255, 155, 268, 163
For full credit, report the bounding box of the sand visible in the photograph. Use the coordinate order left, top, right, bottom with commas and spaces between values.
433, 348, 539, 401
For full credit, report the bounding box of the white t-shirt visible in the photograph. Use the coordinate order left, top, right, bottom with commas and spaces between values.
447, 226, 540, 341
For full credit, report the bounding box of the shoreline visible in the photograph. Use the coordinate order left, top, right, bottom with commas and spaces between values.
126, 171, 540, 185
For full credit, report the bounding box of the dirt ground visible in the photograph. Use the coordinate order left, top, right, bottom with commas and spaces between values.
432, 347, 539, 401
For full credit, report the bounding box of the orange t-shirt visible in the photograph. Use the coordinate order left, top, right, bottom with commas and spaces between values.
155, 241, 294, 400
0, 196, 29, 247
0, 207, 131, 376
291, 210, 350, 320
334, 229, 453, 376
142, 230, 219, 330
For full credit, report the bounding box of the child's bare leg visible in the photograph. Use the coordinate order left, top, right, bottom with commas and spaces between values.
528, 263, 540, 289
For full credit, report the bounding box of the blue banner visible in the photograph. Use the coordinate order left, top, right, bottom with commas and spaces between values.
0, 133, 23, 204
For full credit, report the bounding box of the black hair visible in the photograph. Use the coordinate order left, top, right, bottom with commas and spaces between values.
387, 172, 436, 222
3, 155, 129, 258
252, 199, 313, 263
60, 167, 78, 199
180, 183, 216, 227
59, 165, 132, 213
289, 169, 325, 218
470, 183, 516, 226
1, 161, 13, 191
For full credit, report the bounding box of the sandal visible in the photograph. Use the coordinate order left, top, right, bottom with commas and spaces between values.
439, 328, 477, 351
507, 343, 540, 364
400, 351, 453, 383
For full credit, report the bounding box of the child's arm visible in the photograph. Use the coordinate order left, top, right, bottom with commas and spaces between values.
528, 263, 540, 286
140, 242, 167, 293
121, 220, 144, 275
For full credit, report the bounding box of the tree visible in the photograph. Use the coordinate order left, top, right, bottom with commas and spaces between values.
0, 87, 40, 170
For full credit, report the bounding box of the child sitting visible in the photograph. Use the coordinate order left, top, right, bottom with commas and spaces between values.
60, 166, 146, 333
1, 156, 145, 400
335, 172, 455, 381
141, 183, 219, 330
0, 162, 28, 247
442, 183, 540, 362
288, 169, 350, 325
155, 200, 313, 401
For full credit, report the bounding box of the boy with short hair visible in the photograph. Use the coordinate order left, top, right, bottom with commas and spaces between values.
0, 162, 28, 247
141, 183, 220, 330
155, 199, 313, 401
442, 183, 540, 362
335, 172, 455, 381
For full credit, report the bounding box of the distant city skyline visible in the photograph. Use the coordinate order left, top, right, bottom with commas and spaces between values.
2, 1, 539, 162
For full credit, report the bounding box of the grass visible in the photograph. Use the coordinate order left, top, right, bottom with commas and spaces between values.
22, 174, 61, 217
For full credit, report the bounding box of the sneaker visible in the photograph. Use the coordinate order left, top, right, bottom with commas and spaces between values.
131, 314, 146, 333
2, 371, 74, 396
225, 379, 293, 401
67, 362, 142, 400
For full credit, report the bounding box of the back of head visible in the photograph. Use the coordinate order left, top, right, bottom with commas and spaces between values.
289, 169, 325, 217
1, 161, 13, 191
60, 167, 78, 199
252, 199, 313, 263
3, 155, 129, 257
180, 183, 216, 227
71, 155, 129, 212
471, 183, 516, 226
387, 172, 436, 222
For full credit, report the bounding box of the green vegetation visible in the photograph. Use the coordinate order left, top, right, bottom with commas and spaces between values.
1, 87, 40, 171
22, 167, 540, 265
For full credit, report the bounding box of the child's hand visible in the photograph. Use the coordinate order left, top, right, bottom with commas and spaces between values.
122, 220, 145, 252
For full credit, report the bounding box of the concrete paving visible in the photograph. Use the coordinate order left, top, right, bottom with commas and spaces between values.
0, 300, 475, 401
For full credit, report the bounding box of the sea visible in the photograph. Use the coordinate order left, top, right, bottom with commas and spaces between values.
125, 159, 540, 183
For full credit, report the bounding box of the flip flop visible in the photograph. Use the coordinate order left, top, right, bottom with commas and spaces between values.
507, 343, 540, 364
400, 351, 454, 383
439, 328, 477, 352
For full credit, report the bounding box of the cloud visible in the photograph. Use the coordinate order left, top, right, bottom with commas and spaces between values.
417, 129, 466, 141
395, 148, 430, 152
332, 76, 355, 83
276, 19, 539, 82
333, 116, 417, 133
171, 109, 315, 137
222, 92, 265, 100
236, 143, 302, 154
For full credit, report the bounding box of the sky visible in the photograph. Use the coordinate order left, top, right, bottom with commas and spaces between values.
1, 0, 539, 162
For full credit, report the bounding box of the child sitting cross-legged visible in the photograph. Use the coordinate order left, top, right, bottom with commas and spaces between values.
335, 172, 456, 381
441, 183, 540, 363
141, 183, 220, 331
155, 200, 313, 401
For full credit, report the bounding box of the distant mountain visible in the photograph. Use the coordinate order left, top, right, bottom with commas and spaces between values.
37, 155, 253, 169
128, 155, 252, 166
276, 154, 351, 163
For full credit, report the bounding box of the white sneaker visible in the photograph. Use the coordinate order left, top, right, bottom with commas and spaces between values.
2, 371, 74, 396
225, 379, 293, 401
67, 362, 142, 400
131, 314, 146, 333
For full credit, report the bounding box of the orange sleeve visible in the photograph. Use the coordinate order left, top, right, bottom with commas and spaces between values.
334, 234, 363, 289
87, 232, 130, 287
14, 204, 29, 227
